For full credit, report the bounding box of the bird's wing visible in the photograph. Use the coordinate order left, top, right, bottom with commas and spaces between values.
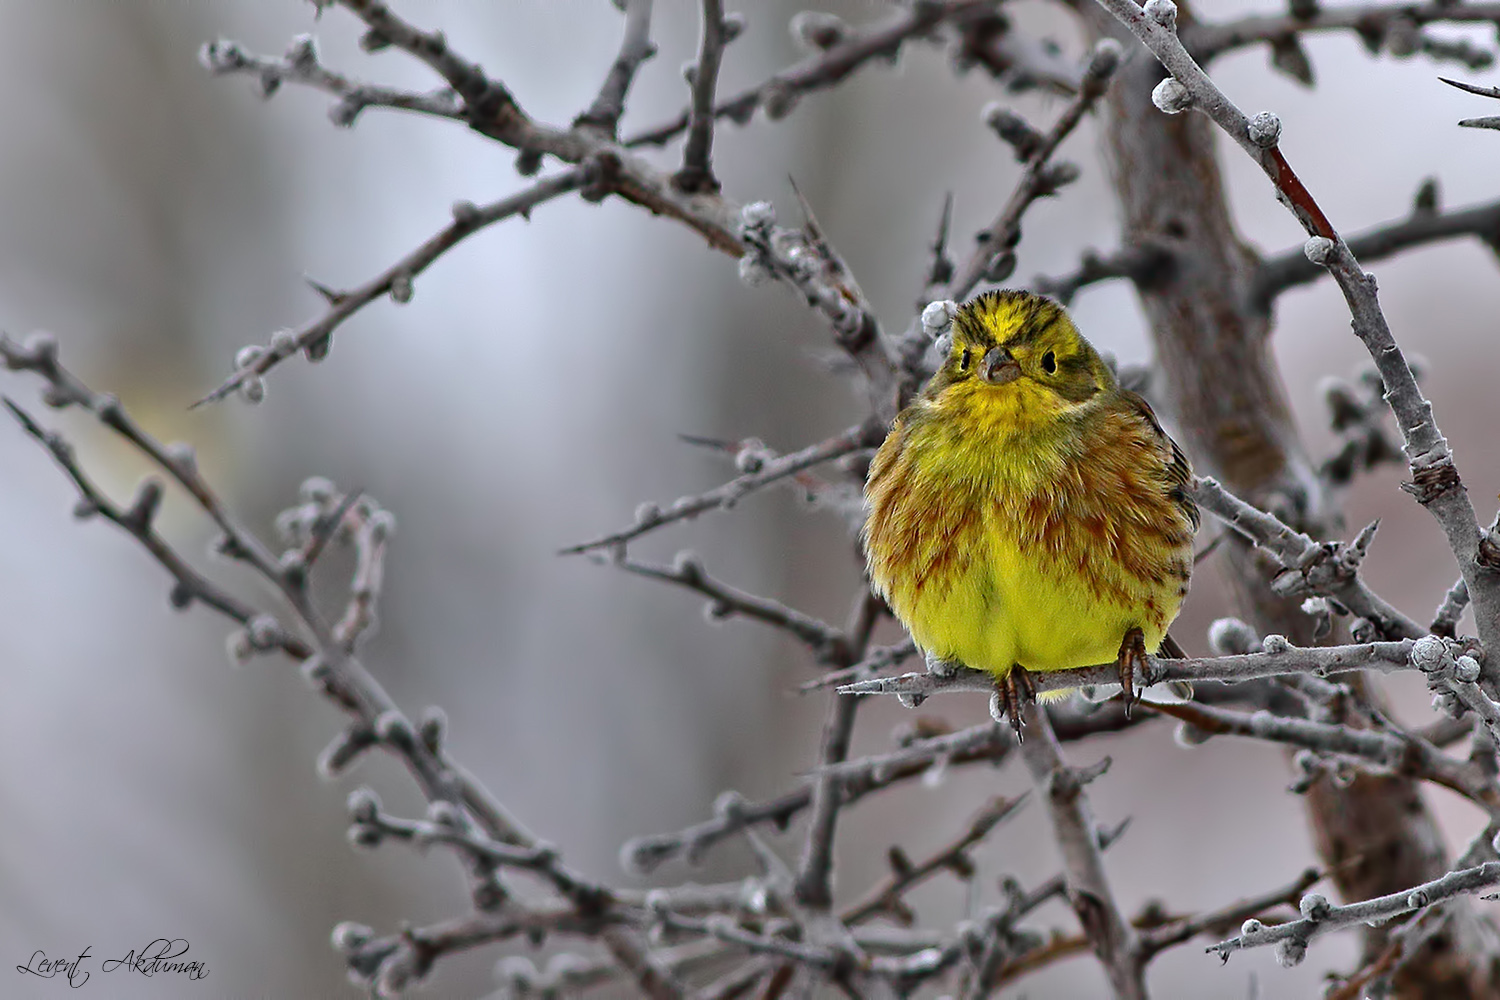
1119, 389, 1200, 532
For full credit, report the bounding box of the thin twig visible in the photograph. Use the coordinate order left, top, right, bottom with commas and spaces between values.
562, 420, 881, 554
842, 796, 1027, 926
193, 170, 584, 405
626, 2, 995, 147
1184, 1, 1500, 62
675, 0, 729, 194
575, 0, 656, 137
1207, 861, 1500, 966
605, 550, 848, 663
946, 40, 1123, 300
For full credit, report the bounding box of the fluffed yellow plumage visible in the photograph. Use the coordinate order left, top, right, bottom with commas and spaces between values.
862, 290, 1197, 729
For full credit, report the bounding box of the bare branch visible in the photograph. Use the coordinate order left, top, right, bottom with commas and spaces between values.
794, 593, 883, 909
839, 638, 1423, 702
1, 396, 308, 654
947, 40, 1123, 300
1093, 0, 1500, 673
562, 422, 881, 556
842, 795, 1027, 926
1184, 2, 1500, 63
1207, 862, 1500, 967
1250, 191, 1500, 311
603, 550, 848, 663
194, 169, 583, 405
200, 34, 462, 126
575, 0, 656, 138
675, 0, 729, 194
1029, 241, 1174, 304
1434, 578, 1472, 639
626, 2, 995, 148
1141, 698, 1500, 820
1189, 476, 1425, 640
1013, 702, 1145, 998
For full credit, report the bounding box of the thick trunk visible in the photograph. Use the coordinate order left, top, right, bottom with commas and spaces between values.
1082, 6, 1500, 994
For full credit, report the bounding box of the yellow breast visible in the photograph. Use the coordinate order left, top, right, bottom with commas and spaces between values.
862, 395, 1194, 678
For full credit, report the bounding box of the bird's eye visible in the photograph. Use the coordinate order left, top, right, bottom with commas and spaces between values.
1041, 351, 1057, 374
958, 349, 971, 372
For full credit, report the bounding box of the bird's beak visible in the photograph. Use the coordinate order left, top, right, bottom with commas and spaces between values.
980, 347, 1021, 385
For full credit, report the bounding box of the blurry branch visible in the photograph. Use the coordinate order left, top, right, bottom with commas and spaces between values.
574, 0, 656, 137
1141, 699, 1500, 821
794, 592, 883, 914
953, 9, 1087, 94
1030, 242, 1174, 304
1444, 76, 1500, 130
1183, 1, 1500, 64
0, 390, 308, 654
1094, 0, 1500, 666
193, 169, 584, 405
1, 335, 686, 998
1250, 185, 1500, 311
602, 549, 849, 664
1207, 862, 1500, 968
1325, 905, 1450, 1000
841, 796, 1027, 926
988, 866, 1321, 988
201, 34, 463, 125
1315, 369, 1405, 490
946, 39, 1123, 300
625, 1, 999, 147
674, 0, 731, 194
1013, 702, 1145, 998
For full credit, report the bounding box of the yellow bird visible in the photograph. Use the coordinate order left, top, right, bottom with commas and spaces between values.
862, 290, 1197, 733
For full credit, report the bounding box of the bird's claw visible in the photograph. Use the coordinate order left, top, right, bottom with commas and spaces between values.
1116, 627, 1149, 719
990, 664, 1036, 742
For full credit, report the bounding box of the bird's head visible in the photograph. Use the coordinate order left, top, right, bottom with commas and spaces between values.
925, 290, 1114, 428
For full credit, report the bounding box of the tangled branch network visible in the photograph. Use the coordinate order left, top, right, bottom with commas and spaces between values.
7, 0, 1500, 997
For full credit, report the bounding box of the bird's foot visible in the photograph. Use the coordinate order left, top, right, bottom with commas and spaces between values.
1116, 627, 1149, 719
989, 664, 1036, 743
924, 649, 962, 678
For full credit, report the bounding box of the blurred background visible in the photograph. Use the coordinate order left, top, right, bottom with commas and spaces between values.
1, 1, 1498, 996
